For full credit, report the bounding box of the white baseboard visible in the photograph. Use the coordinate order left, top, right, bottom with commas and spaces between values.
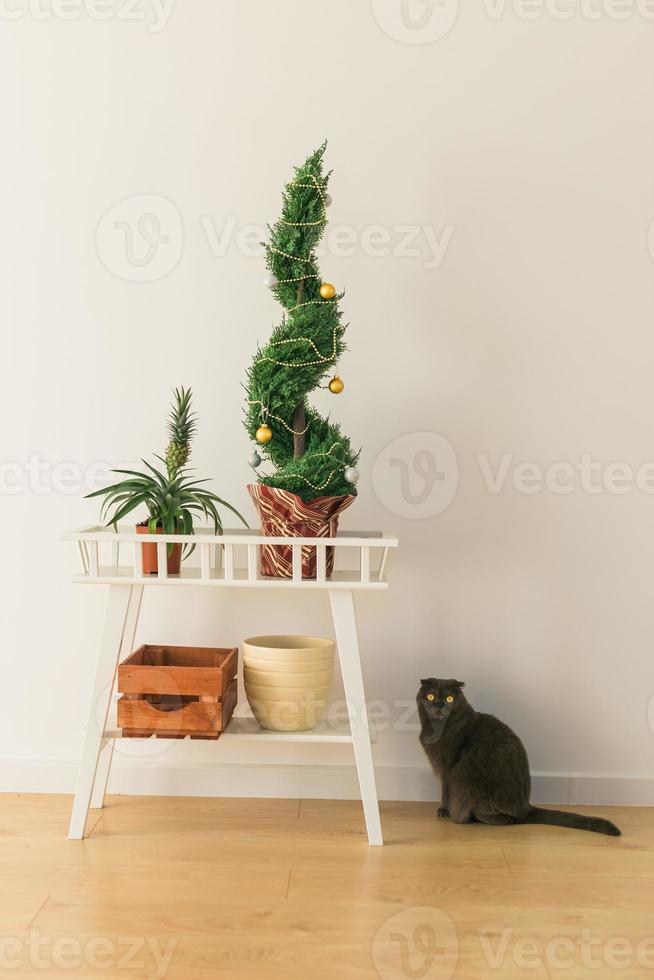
1, 759, 653, 805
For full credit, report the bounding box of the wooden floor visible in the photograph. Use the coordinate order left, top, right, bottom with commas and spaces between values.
1, 796, 651, 979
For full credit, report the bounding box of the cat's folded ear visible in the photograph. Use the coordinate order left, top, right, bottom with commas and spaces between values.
454, 680, 465, 689
420, 678, 431, 686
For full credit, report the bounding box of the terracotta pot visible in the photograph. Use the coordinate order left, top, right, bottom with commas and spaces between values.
247, 484, 355, 579
136, 523, 182, 575
243, 635, 335, 732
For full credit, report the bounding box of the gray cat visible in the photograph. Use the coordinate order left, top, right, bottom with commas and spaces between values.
418, 678, 620, 836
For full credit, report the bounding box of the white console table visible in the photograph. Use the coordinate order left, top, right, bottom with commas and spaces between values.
63, 525, 398, 845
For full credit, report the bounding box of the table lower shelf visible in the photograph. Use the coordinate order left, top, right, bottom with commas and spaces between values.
103, 716, 378, 744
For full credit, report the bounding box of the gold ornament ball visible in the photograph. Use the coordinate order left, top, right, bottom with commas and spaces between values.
320, 282, 336, 300
328, 375, 345, 394
255, 424, 273, 444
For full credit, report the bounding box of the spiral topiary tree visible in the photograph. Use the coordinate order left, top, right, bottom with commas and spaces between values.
244, 143, 358, 577
245, 142, 359, 502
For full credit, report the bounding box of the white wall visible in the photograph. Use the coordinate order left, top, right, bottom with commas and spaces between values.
2, 0, 654, 802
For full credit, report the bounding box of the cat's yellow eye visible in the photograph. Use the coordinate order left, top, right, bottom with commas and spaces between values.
426, 693, 435, 701
446, 695, 454, 703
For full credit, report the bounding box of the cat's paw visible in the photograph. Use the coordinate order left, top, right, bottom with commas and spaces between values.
437, 807, 450, 819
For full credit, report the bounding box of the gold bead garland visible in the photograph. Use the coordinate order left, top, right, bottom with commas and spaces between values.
288, 180, 328, 191
287, 298, 336, 314
258, 327, 338, 368
279, 217, 325, 227
288, 442, 351, 492
275, 274, 320, 285
248, 400, 310, 437
257, 172, 345, 460
264, 335, 325, 358
273, 442, 349, 493
267, 245, 316, 264
293, 470, 340, 492
269, 175, 328, 232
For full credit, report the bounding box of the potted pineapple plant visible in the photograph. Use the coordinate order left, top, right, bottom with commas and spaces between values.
88, 387, 247, 574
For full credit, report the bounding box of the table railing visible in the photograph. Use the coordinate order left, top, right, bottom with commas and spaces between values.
63, 525, 398, 590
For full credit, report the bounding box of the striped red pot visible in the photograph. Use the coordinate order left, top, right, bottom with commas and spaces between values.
247, 484, 355, 579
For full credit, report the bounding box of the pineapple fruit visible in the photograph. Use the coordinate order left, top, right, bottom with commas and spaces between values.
165, 386, 197, 475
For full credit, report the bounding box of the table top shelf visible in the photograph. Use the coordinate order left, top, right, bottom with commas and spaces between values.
64, 525, 398, 590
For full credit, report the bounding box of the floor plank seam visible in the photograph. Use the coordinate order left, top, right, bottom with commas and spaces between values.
26, 893, 50, 930
85, 811, 105, 838
542, 952, 554, 980
284, 869, 292, 901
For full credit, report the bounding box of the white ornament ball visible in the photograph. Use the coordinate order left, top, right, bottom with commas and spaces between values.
324, 193, 332, 206
264, 274, 278, 288
249, 451, 262, 469
344, 467, 359, 485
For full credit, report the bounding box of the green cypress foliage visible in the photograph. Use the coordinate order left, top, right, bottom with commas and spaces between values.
245, 143, 358, 502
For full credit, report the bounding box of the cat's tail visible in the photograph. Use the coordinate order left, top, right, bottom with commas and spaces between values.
524, 807, 620, 836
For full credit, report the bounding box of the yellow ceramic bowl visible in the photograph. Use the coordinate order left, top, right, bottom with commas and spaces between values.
244, 666, 333, 689
243, 635, 335, 732
246, 698, 328, 732
244, 683, 333, 702
244, 636, 334, 656
243, 654, 334, 672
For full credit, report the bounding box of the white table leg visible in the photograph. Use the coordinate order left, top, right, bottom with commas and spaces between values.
330, 589, 383, 846
68, 584, 134, 839
89, 585, 143, 810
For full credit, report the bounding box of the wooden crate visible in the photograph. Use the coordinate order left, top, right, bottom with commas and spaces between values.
117, 645, 238, 739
